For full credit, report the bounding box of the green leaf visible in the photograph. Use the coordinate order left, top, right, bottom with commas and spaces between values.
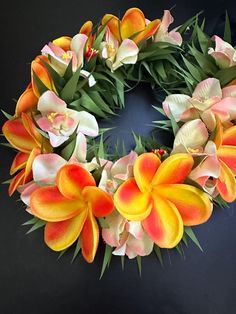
39, 57, 65, 91
60, 67, 81, 103
1, 110, 13, 120
71, 237, 81, 263
185, 227, 203, 251
22, 217, 39, 226
215, 65, 236, 86
1, 178, 12, 184
121, 256, 125, 271
98, 134, 105, 158
182, 55, 204, 82
100, 244, 113, 279
87, 91, 115, 115
57, 249, 67, 260
32, 71, 49, 95
26, 219, 46, 234
60, 137, 76, 160
98, 217, 109, 229
136, 256, 142, 276
154, 245, 163, 267
175, 244, 183, 256
63, 59, 73, 81
80, 91, 107, 118
182, 234, 188, 247
169, 111, 179, 136
93, 25, 106, 50
132, 132, 145, 154
224, 11, 232, 44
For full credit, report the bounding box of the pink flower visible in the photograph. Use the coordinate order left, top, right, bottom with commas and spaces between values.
208, 35, 236, 68
37, 91, 98, 147
154, 10, 182, 46
163, 78, 236, 130
102, 210, 154, 259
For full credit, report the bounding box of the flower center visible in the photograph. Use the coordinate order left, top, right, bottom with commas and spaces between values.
47, 112, 74, 132
61, 51, 73, 61
107, 44, 116, 58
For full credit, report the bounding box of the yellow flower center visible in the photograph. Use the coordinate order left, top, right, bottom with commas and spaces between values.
61, 52, 72, 60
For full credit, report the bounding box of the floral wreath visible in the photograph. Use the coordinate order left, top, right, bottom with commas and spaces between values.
2, 8, 236, 276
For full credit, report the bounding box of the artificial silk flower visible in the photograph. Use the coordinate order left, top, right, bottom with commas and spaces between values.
102, 210, 153, 259
208, 35, 236, 69
100, 28, 139, 71
52, 36, 72, 51
93, 150, 138, 193
15, 83, 38, 117
154, 10, 182, 46
102, 7, 160, 44
163, 78, 236, 130
2, 113, 52, 195
114, 153, 213, 248
172, 119, 209, 154
189, 121, 236, 202
37, 91, 98, 147
30, 163, 114, 262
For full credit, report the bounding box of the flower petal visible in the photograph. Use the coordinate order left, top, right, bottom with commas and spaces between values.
172, 119, 208, 154
31, 58, 53, 97
38, 90, 67, 114
52, 36, 72, 51
142, 194, 183, 248
192, 78, 222, 104
81, 210, 99, 263
82, 186, 114, 217
56, 164, 96, 200
163, 94, 191, 122
126, 231, 154, 258
217, 160, 236, 202
79, 21, 93, 36
70, 34, 88, 68
30, 186, 86, 222
156, 184, 213, 226
112, 39, 139, 70
71, 132, 87, 163
120, 8, 146, 41
102, 13, 121, 42
10, 152, 29, 175
15, 87, 38, 116
114, 178, 152, 221
32, 153, 67, 185
111, 150, 137, 181
134, 153, 161, 193
152, 153, 194, 185
24, 147, 41, 180
77, 111, 99, 136
222, 125, 236, 146
9, 169, 28, 196
102, 211, 126, 247
134, 19, 160, 44
217, 146, 236, 174
44, 210, 87, 251
2, 117, 37, 153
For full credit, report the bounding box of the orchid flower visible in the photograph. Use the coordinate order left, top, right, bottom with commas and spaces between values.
114, 153, 212, 248
102, 210, 153, 258
154, 10, 182, 46
163, 78, 236, 130
30, 163, 114, 262
37, 91, 98, 147
189, 121, 236, 202
2, 113, 52, 195
208, 35, 236, 69
102, 7, 160, 44
100, 28, 139, 71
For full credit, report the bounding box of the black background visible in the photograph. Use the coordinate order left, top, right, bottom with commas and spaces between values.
1, 1, 236, 313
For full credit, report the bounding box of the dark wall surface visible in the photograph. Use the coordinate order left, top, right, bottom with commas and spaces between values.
1, 1, 236, 313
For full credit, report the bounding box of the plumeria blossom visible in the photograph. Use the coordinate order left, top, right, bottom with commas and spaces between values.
189, 120, 236, 202
102, 210, 153, 258
208, 35, 236, 68
2, 113, 52, 195
163, 78, 236, 130
114, 153, 212, 248
95, 150, 138, 193
102, 7, 160, 44
37, 91, 98, 147
154, 10, 182, 46
100, 28, 139, 71
30, 163, 114, 262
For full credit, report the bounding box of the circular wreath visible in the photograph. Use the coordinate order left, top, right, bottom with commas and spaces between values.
2, 8, 236, 276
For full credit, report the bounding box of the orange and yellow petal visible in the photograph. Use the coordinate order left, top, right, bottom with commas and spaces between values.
21, 113, 43, 147
15, 87, 38, 117
31, 58, 53, 97
155, 184, 213, 226
222, 126, 236, 146
217, 146, 236, 174
80, 20, 93, 36
10, 152, 29, 175
213, 116, 223, 148
2, 117, 37, 153
56, 164, 96, 200
30, 186, 86, 222
152, 153, 194, 185
81, 210, 99, 263
120, 8, 146, 41
44, 210, 88, 251
24, 147, 41, 180
217, 160, 236, 202
142, 194, 183, 248
8, 169, 27, 196
52, 36, 72, 51
102, 13, 121, 42
134, 19, 161, 44
82, 186, 114, 217
114, 178, 152, 221
133, 153, 160, 193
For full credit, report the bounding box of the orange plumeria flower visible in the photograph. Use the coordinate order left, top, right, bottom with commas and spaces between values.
102, 7, 160, 44
114, 153, 213, 248
30, 164, 114, 262
2, 113, 52, 195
